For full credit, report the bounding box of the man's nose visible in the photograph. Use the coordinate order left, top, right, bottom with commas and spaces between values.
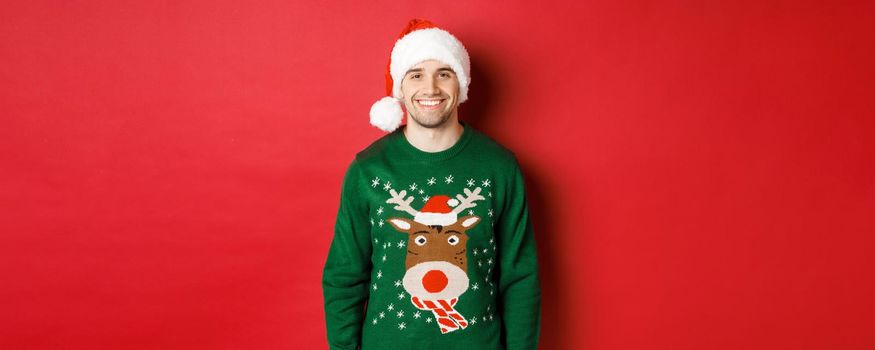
423, 77, 440, 95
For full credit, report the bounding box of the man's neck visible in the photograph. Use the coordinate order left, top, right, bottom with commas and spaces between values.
402, 116, 464, 153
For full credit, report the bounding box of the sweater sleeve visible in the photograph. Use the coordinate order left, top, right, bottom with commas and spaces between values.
496, 158, 542, 350
322, 159, 372, 350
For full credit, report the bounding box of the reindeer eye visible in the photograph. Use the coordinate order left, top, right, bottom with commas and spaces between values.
414, 235, 427, 246
447, 235, 459, 245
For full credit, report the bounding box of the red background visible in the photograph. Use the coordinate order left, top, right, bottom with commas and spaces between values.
2, 1, 873, 349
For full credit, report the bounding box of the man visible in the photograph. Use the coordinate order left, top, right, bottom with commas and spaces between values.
322, 19, 541, 350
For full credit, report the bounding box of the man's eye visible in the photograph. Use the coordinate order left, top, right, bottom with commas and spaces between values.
411, 74, 421, 79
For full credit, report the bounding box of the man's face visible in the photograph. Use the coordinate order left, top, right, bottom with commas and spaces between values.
399, 60, 460, 128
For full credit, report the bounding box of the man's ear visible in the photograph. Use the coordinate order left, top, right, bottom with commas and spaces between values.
387, 217, 414, 233
458, 215, 480, 229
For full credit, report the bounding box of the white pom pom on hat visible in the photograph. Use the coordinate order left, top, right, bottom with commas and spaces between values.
369, 96, 404, 132
369, 18, 472, 132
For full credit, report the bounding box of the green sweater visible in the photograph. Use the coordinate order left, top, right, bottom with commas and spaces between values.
322, 121, 541, 350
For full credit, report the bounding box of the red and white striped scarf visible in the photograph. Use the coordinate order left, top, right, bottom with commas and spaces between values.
411, 295, 469, 334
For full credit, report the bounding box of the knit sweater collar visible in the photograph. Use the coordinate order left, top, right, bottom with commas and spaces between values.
393, 120, 473, 162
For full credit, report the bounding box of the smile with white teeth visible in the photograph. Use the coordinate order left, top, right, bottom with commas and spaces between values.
415, 98, 445, 109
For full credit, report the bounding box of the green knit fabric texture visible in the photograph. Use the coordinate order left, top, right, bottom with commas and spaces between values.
322, 121, 541, 350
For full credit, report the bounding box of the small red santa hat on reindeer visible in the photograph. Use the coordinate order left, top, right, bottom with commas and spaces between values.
369, 19, 472, 132
414, 195, 460, 226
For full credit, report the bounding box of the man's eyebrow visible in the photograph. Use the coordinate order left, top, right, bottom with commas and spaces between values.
404, 67, 456, 76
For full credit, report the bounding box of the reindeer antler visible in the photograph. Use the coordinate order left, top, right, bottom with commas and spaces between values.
451, 187, 486, 214
386, 189, 420, 217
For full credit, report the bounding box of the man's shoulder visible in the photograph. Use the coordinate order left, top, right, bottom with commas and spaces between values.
467, 126, 520, 166
352, 130, 397, 164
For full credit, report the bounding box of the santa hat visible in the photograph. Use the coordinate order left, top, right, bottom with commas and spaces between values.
414, 195, 460, 226
369, 18, 472, 132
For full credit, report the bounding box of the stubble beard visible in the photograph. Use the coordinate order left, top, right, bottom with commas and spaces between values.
406, 100, 455, 129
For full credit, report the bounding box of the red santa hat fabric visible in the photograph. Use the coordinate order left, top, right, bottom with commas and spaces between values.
414, 195, 460, 226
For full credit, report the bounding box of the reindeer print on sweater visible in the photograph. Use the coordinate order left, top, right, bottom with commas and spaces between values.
323, 123, 542, 349
368, 175, 498, 335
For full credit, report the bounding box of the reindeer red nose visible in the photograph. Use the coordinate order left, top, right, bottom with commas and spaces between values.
422, 270, 448, 292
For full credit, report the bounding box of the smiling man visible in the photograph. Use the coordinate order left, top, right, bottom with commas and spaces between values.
322, 19, 542, 350
401, 61, 459, 129
392, 59, 466, 152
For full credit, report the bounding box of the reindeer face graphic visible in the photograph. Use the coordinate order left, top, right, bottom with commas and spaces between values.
384, 187, 485, 334
387, 215, 480, 300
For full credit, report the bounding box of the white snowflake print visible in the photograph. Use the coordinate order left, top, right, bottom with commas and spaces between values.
370, 218, 374, 226
426, 317, 433, 323
373, 283, 378, 291
467, 178, 475, 187
377, 206, 384, 215
396, 240, 404, 248
427, 177, 436, 186
387, 303, 395, 311
482, 179, 491, 187
488, 258, 493, 265
488, 209, 494, 217
478, 260, 482, 267
383, 181, 392, 191
382, 254, 387, 262
422, 195, 430, 203
418, 189, 424, 195
472, 283, 479, 290
373, 318, 378, 325
468, 209, 474, 215
377, 270, 383, 279
397, 292, 405, 300
371, 177, 380, 187
413, 311, 421, 319
471, 317, 477, 324
379, 311, 385, 319
396, 310, 405, 318
394, 280, 402, 287
489, 237, 494, 244
488, 191, 492, 197
398, 322, 406, 330
473, 249, 478, 256
445, 175, 454, 184
409, 183, 418, 191
378, 220, 384, 227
